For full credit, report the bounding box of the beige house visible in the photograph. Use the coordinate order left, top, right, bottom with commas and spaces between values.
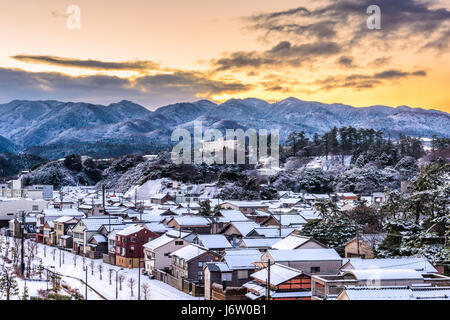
143, 233, 189, 272
257, 249, 342, 275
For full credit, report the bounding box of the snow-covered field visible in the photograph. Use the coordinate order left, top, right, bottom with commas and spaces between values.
0, 236, 196, 300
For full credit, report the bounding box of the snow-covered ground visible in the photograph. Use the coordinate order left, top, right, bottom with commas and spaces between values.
0, 236, 196, 300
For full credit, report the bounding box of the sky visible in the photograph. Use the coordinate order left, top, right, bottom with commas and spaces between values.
0, 0, 449, 111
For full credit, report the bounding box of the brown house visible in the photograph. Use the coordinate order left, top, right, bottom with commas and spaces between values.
53, 216, 79, 248
170, 244, 221, 283
244, 263, 312, 300
344, 234, 386, 259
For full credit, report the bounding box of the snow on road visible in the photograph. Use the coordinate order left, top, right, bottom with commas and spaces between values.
1, 237, 196, 300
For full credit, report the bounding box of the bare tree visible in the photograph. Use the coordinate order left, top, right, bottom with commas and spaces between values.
51, 248, 56, 261
128, 277, 136, 298
108, 269, 114, 285
25, 242, 37, 277
97, 264, 103, 280
62, 251, 65, 264
73, 255, 78, 267
82, 256, 86, 269
118, 274, 126, 291
90, 260, 95, 276
141, 283, 151, 300
43, 245, 46, 258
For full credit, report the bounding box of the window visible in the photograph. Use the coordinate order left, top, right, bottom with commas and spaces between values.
175, 241, 184, 245
130, 237, 136, 243
198, 271, 204, 281
32, 205, 39, 211
198, 261, 204, 268
237, 270, 248, 279
221, 273, 232, 282
310, 267, 320, 273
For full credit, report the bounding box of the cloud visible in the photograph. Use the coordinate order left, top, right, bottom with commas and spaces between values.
337, 56, 357, 68
211, 40, 341, 71
11, 55, 161, 72
313, 69, 427, 91
246, 0, 450, 50
0, 67, 251, 107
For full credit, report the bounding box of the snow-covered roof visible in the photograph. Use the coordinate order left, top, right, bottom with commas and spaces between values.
170, 244, 207, 261
251, 263, 302, 285
342, 258, 437, 274
218, 210, 248, 222
267, 248, 342, 262
143, 234, 176, 250
224, 249, 262, 270
42, 208, 84, 217
81, 217, 123, 231
171, 216, 210, 226
227, 221, 260, 236
116, 224, 147, 236
53, 216, 78, 224
240, 237, 282, 248
271, 214, 307, 225
249, 227, 297, 238
90, 234, 107, 243
270, 235, 311, 250
195, 234, 232, 249
223, 201, 269, 208
343, 269, 424, 281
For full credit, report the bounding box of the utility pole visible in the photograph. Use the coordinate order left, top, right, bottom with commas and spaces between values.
85, 266, 88, 300
20, 210, 25, 275
266, 259, 271, 300
356, 225, 360, 258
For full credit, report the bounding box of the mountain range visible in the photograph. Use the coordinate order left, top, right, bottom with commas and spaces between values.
0, 97, 448, 160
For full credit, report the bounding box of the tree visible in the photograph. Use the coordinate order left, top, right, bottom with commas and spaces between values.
141, 283, 151, 300
22, 282, 30, 300
128, 277, 136, 298
118, 274, 125, 291
108, 269, 114, 286
90, 260, 95, 276
199, 200, 212, 217
51, 248, 56, 261
97, 264, 103, 280
73, 255, 78, 267
0, 267, 20, 300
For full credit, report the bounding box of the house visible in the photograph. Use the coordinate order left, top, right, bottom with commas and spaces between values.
143, 233, 189, 273
261, 214, 307, 228
244, 263, 312, 300
192, 234, 233, 251
72, 216, 122, 255
238, 237, 283, 251
53, 216, 79, 248
166, 216, 211, 234
344, 233, 387, 259
115, 224, 160, 268
204, 249, 262, 300
334, 192, 358, 202
257, 249, 342, 275
150, 193, 174, 205
270, 234, 328, 250
43, 221, 56, 245
85, 234, 108, 259
170, 244, 221, 283
246, 226, 297, 238
219, 221, 261, 243
337, 286, 450, 300
311, 269, 450, 299
220, 201, 269, 215
340, 257, 438, 274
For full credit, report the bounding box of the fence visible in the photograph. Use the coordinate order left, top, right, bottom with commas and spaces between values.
151, 269, 204, 297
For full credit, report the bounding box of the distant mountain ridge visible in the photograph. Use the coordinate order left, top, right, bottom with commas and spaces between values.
0, 97, 448, 159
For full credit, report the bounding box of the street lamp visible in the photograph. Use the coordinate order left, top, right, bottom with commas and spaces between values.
112, 268, 124, 300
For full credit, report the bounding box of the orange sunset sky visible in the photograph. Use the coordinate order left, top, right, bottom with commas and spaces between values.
0, 0, 449, 112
